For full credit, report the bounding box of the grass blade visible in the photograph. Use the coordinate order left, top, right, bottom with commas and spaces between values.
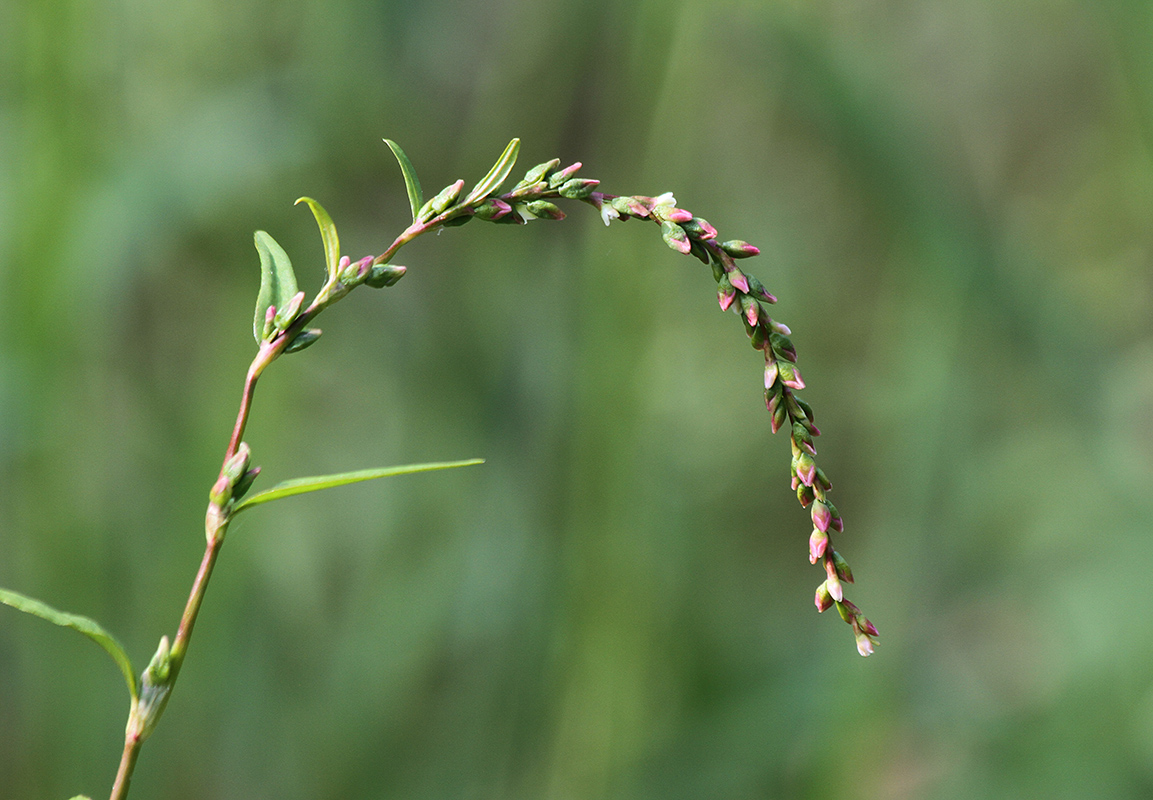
232, 459, 484, 514
0, 587, 137, 700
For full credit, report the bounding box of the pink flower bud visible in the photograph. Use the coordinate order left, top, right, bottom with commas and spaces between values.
811, 500, 832, 533
795, 452, 816, 486
721, 240, 760, 258
826, 574, 843, 602
809, 528, 829, 563
661, 221, 691, 254
725, 267, 750, 294
764, 358, 779, 389
547, 162, 582, 188
778, 363, 805, 390
718, 284, 737, 311
742, 296, 760, 326
685, 217, 718, 240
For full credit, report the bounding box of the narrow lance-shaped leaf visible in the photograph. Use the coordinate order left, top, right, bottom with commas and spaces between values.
253, 231, 300, 343
461, 138, 520, 207
384, 138, 424, 223
295, 197, 341, 282
231, 459, 484, 514
0, 587, 137, 700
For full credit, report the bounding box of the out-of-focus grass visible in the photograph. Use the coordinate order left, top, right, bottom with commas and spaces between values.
3, 1, 1153, 798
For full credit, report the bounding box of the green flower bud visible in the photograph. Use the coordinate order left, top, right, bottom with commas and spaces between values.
519, 158, 561, 187
474, 198, 512, 220
680, 217, 717, 240
558, 178, 599, 199
815, 581, 834, 612
796, 482, 815, 507
751, 321, 769, 350
832, 550, 854, 583
688, 238, 711, 265
208, 473, 232, 508
548, 162, 583, 188
720, 239, 760, 258
232, 466, 261, 500
795, 397, 814, 422
770, 332, 797, 363
771, 393, 788, 433
365, 263, 407, 288
792, 421, 816, 456
524, 200, 565, 220
144, 635, 172, 686
745, 273, 776, 303
418, 179, 465, 221
611, 196, 650, 217
661, 221, 691, 254
777, 361, 804, 390
835, 599, 853, 624
284, 328, 322, 353
223, 443, 252, 484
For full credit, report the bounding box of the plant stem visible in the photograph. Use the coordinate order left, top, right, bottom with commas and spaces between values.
108, 733, 140, 800
107, 207, 434, 800
106, 337, 282, 799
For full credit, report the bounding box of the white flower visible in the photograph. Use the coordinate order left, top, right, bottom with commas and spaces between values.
599, 204, 620, 226
652, 191, 676, 207
515, 203, 538, 222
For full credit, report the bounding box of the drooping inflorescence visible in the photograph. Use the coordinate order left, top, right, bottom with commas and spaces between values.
261, 139, 877, 655
395, 146, 877, 655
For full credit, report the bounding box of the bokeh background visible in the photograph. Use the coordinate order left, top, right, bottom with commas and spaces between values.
3, 0, 1153, 797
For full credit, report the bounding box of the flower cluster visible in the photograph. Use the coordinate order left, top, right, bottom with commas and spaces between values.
376, 145, 877, 655
458, 157, 878, 654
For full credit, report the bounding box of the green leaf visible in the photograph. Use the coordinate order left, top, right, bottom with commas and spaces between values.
461, 138, 520, 207
253, 231, 301, 344
383, 138, 424, 223
232, 459, 484, 514
0, 587, 137, 700
294, 197, 341, 281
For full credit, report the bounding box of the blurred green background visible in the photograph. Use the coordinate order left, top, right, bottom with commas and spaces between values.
3, 0, 1153, 797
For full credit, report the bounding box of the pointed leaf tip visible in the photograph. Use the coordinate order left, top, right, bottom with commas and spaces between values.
232, 458, 485, 514
253, 231, 300, 344
384, 139, 424, 223
0, 587, 137, 700
295, 197, 341, 281
462, 138, 521, 207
